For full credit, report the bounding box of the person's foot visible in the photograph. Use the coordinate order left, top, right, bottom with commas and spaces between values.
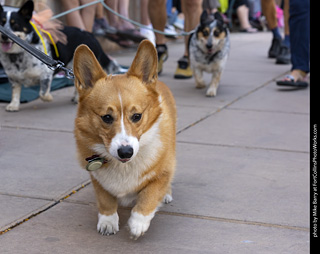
276, 69, 309, 88
156, 44, 168, 75
239, 27, 257, 33
174, 56, 192, 79
268, 37, 282, 58
276, 45, 291, 64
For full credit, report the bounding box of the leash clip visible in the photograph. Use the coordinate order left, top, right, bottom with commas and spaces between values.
49, 61, 74, 79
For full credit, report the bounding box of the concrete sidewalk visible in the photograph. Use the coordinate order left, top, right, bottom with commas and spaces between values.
0, 32, 310, 253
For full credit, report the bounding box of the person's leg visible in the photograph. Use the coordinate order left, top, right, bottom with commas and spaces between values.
105, 0, 119, 28
80, 0, 96, 32
148, 0, 168, 74
236, 4, 257, 32
276, 0, 310, 88
276, 0, 290, 64
289, 0, 310, 74
181, 0, 202, 57
261, 0, 282, 58
174, 0, 202, 79
140, 0, 156, 45
61, 0, 86, 30
148, 0, 167, 45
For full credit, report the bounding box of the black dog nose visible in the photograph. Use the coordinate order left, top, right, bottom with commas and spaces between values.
1, 34, 8, 41
206, 43, 212, 49
117, 145, 133, 159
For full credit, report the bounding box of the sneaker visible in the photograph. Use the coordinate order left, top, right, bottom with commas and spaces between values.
174, 56, 192, 79
268, 37, 282, 58
276, 45, 291, 64
156, 44, 168, 75
164, 25, 178, 38
140, 24, 155, 45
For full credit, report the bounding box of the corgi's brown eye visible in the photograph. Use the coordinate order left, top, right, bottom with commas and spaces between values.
131, 113, 142, 123
101, 114, 114, 124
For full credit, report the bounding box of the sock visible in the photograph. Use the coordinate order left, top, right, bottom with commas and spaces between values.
283, 35, 290, 48
271, 27, 282, 40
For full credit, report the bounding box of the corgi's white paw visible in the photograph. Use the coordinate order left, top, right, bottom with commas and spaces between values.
206, 86, 217, 97
97, 212, 119, 235
128, 211, 155, 239
163, 194, 173, 204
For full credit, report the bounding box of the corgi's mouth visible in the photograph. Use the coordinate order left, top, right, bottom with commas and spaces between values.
1, 41, 14, 52
119, 158, 131, 163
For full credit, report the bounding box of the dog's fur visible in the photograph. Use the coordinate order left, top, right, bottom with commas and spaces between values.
73, 40, 176, 239
189, 11, 230, 97
0, 0, 119, 111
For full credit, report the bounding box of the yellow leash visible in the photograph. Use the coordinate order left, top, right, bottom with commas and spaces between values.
29, 21, 59, 58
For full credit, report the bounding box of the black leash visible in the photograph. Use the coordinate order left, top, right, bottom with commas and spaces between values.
0, 25, 74, 79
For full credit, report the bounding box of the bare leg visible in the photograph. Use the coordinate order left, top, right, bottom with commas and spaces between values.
148, 0, 166, 45
61, 0, 86, 30
181, 0, 202, 57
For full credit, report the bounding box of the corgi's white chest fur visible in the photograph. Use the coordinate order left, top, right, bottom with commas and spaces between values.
91, 116, 162, 205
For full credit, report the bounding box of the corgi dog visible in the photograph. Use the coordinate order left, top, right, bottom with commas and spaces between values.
189, 10, 230, 97
73, 40, 176, 239
0, 0, 121, 111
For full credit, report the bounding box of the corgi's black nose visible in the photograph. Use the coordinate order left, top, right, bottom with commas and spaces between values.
118, 145, 133, 159
206, 43, 212, 49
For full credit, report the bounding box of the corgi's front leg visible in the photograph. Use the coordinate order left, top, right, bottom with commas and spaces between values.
91, 176, 119, 235
6, 83, 21, 112
128, 177, 171, 239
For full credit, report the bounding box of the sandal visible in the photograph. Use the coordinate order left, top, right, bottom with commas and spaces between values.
116, 29, 146, 43
276, 74, 308, 88
103, 34, 134, 48
239, 27, 257, 33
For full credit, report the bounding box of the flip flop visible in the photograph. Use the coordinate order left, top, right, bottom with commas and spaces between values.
276, 74, 308, 88
102, 33, 135, 48
116, 29, 146, 43
239, 27, 258, 33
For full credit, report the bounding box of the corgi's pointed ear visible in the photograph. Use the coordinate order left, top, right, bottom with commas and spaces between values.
127, 40, 158, 84
73, 45, 107, 93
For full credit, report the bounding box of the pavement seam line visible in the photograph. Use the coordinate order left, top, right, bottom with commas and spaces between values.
156, 210, 309, 232
176, 71, 290, 135
177, 140, 309, 154
0, 180, 91, 235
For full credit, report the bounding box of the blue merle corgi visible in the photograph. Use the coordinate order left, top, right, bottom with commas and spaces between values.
189, 11, 230, 97
0, 0, 121, 111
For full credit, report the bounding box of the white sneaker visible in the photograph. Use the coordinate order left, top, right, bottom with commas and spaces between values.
140, 24, 156, 45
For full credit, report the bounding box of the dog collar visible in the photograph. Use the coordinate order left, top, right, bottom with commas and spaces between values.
85, 155, 108, 171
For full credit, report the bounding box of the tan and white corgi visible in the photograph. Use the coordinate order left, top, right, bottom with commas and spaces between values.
73, 40, 176, 239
